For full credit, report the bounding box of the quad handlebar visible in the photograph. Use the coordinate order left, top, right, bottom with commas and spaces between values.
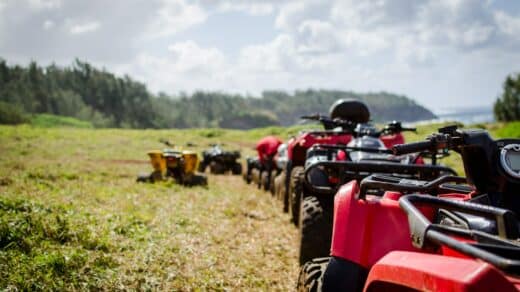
301, 114, 415, 136
300, 114, 356, 131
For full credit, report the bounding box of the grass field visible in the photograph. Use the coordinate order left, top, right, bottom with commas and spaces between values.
0, 122, 518, 290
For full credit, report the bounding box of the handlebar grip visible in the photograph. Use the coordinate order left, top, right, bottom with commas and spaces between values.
393, 140, 433, 155
402, 127, 417, 132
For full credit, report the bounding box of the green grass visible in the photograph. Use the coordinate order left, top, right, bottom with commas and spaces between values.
0, 125, 298, 290
0, 121, 518, 290
30, 114, 93, 128
494, 121, 520, 138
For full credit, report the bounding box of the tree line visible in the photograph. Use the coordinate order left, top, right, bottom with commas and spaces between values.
0, 59, 437, 129
494, 73, 520, 122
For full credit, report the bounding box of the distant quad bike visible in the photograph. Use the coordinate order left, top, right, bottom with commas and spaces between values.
244, 136, 283, 191
136, 140, 207, 186
298, 125, 520, 291
199, 144, 242, 175
293, 122, 455, 265
273, 143, 289, 198
274, 99, 368, 213
244, 157, 262, 185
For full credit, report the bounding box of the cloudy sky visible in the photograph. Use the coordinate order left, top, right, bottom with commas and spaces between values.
1, 0, 519, 111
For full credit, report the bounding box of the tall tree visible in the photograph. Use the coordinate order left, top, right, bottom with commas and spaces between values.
494, 74, 520, 122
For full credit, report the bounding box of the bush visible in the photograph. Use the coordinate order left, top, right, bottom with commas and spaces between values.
0, 102, 28, 124
30, 114, 93, 128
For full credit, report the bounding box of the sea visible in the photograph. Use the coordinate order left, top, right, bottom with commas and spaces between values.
412, 106, 494, 126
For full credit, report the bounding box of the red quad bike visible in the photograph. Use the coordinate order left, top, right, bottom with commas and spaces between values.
243, 136, 283, 191
298, 125, 520, 292
295, 122, 455, 265
275, 99, 370, 215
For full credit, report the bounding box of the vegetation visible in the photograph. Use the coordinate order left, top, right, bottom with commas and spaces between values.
30, 114, 93, 128
0, 101, 28, 125
0, 122, 515, 290
494, 73, 520, 122
495, 122, 520, 138
0, 59, 436, 129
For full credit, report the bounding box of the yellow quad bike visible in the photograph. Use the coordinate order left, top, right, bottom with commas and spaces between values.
137, 141, 208, 186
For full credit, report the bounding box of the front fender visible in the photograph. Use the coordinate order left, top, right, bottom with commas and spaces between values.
330, 181, 421, 268
364, 251, 518, 292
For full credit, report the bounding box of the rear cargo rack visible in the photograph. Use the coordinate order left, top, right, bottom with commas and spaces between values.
400, 194, 520, 275
304, 161, 457, 195
358, 174, 468, 199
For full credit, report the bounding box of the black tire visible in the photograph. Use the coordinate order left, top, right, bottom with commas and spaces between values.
274, 171, 286, 202
210, 161, 226, 174
231, 163, 242, 175
322, 256, 368, 292
198, 161, 207, 173
290, 166, 305, 226
243, 166, 251, 184
192, 174, 208, 186
297, 257, 329, 292
299, 195, 333, 266
260, 171, 270, 191
251, 168, 261, 186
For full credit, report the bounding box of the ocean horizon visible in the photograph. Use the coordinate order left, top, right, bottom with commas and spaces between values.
412, 105, 494, 125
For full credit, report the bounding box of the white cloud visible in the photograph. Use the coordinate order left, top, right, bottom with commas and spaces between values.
216, 2, 274, 15
147, 0, 207, 38
495, 10, 520, 36
43, 19, 55, 30
27, 0, 61, 10
69, 20, 100, 35
1, 0, 520, 109
120, 41, 230, 93
167, 40, 227, 73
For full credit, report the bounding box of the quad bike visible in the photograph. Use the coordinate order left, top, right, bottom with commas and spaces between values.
293, 122, 454, 265
298, 125, 520, 291
199, 144, 242, 175
289, 121, 417, 226
243, 136, 283, 191
136, 140, 207, 186
273, 143, 289, 198
244, 156, 271, 190
274, 99, 369, 214
244, 157, 262, 184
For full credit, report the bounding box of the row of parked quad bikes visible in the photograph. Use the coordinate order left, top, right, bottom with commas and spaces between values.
243, 99, 520, 291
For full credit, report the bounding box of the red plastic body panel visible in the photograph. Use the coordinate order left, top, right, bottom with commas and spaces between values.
329, 181, 520, 290
380, 133, 405, 149
256, 136, 282, 164
364, 251, 519, 291
330, 181, 436, 268
287, 132, 352, 166
330, 181, 472, 268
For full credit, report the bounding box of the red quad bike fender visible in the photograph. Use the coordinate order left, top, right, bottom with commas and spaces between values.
287, 132, 353, 165
380, 133, 405, 149
364, 251, 519, 291
380, 132, 426, 165
330, 181, 470, 268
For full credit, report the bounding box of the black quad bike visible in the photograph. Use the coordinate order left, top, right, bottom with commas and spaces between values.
199, 144, 242, 175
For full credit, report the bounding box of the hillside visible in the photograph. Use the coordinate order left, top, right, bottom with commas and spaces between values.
0, 59, 436, 129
